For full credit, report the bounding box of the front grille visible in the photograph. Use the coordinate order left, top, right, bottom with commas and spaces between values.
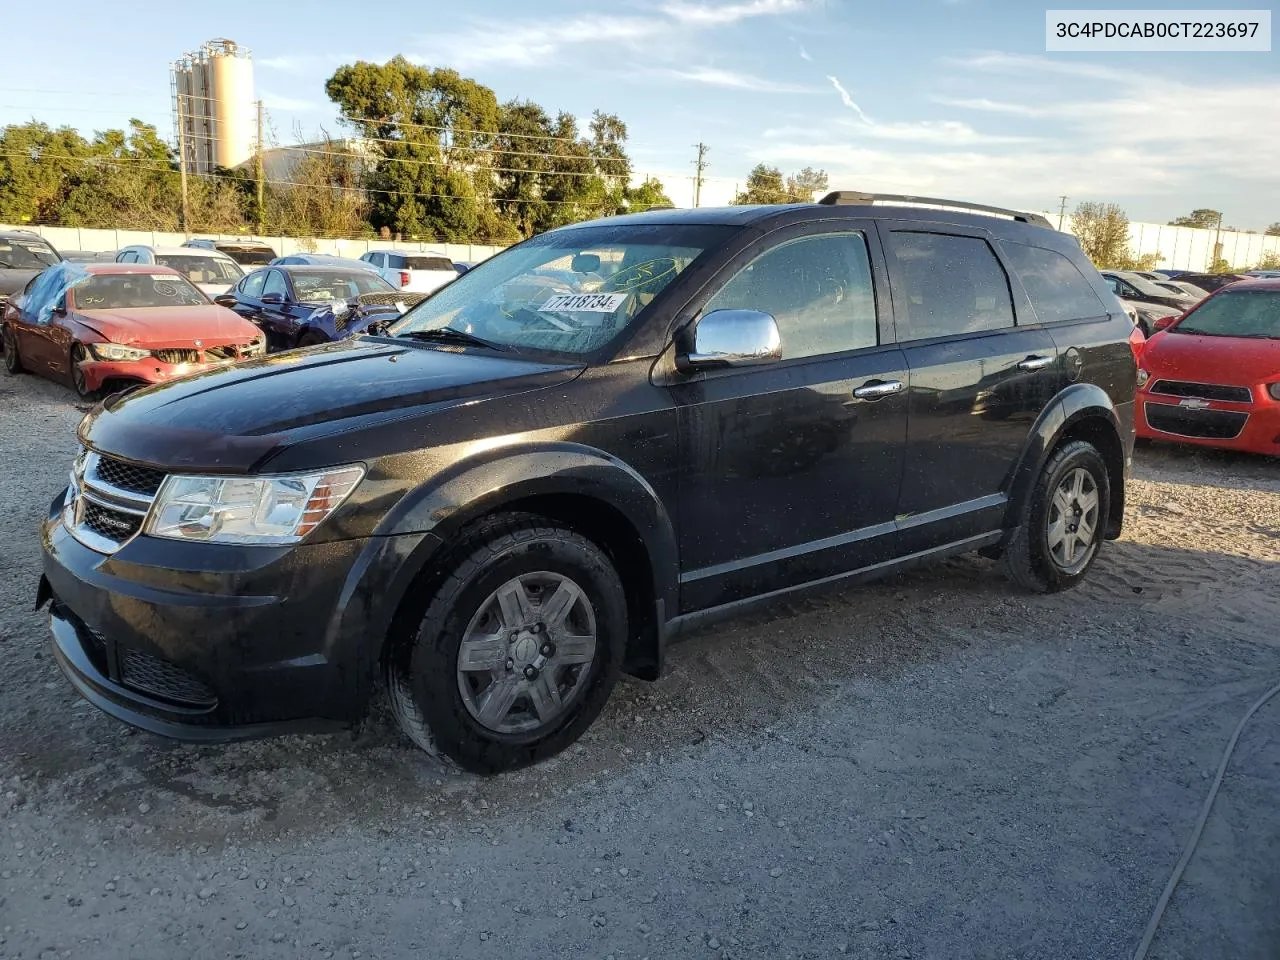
91, 455, 166, 496
1150, 380, 1253, 404
81, 499, 143, 541
119, 648, 217, 707
1145, 402, 1249, 440
153, 348, 201, 364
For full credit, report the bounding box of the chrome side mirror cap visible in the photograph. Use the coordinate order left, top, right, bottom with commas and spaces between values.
678, 309, 781, 371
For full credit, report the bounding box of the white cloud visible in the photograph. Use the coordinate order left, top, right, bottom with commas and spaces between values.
797, 41, 813, 61
825, 75, 873, 124
931, 97, 1048, 117
661, 0, 812, 25
666, 67, 820, 93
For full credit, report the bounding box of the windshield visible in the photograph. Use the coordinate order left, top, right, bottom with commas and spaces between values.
405, 256, 454, 271
292, 270, 395, 302
387, 224, 733, 357
157, 254, 243, 284
222, 246, 275, 265
1175, 289, 1280, 339
1123, 274, 1183, 297
0, 238, 61, 269
73, 273, 209, 309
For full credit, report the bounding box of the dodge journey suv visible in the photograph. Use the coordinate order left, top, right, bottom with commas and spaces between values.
38, 192, 1136, 773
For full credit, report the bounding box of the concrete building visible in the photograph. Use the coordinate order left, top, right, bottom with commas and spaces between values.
171, 39, 256, 174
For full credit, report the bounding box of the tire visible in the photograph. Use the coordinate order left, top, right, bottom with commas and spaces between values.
999, 440, 1110, 594
2, 325, 23, 375
388, 513, 627, 774
296, 330, 328, 348
70, 343, 96, 400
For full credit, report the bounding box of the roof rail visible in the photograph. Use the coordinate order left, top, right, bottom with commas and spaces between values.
818, 191, 1054, 230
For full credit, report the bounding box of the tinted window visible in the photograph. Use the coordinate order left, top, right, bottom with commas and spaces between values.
220, 246, 275, 265
406, 256, 454, 271
1176, 289, 1280, 339
888, 232, 1014, 340
0, 237, 60, 269
240, 271, 266, 298
262, 270, 289, 299
1000, 243, 1107, 323
388, 255, 405, 269
290, 270, 395, 301
704, 232, 878, 359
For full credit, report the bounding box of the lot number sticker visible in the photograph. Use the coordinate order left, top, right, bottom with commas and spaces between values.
540, 293, 628, 314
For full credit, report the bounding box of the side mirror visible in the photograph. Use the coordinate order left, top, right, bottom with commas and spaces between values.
261, 292, 284, 305
214, 294, 238, 308
677, 309, 781, 371
571, 253, 601, 274
1152, 314, 1179, 332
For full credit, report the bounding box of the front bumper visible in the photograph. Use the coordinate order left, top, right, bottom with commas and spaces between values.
41, 495, 432, 739
1137, 392, 1280, 456
79, 357, 223, 391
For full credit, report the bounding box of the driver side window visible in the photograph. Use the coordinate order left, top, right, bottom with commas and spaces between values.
240, 271, 266, 298
703, 232, 878, 360
262, 270, 288, 300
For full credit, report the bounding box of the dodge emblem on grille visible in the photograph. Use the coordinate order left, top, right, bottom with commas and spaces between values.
1178, 398, 1211, 410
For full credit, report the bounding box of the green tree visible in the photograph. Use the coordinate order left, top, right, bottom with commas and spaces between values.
0, 122, 95, 223
625, 176, 673, 213
1071, 202, 1141, 270
1265, 222, 1280, 237
264, 136, 371, 238
734, 164, 790, 204
786, 166, 829, 201
1168, 209, 1222, 229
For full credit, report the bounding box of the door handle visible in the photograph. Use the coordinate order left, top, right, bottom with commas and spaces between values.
852, 379, 905, 401
1017, 355, 1055, 372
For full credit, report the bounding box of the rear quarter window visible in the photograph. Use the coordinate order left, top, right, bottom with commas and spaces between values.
999, 243, 1108, 323
406, 256, 454, 271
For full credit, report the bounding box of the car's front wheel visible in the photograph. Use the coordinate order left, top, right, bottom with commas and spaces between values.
1000, 440, 1110, 593
388, 513, 626, 773
70, 344, 96, 399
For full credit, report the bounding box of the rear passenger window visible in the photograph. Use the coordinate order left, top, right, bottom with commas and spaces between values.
704, 232, 878, 359
1001, 243, 1107, 323
887, 232, 1014, 340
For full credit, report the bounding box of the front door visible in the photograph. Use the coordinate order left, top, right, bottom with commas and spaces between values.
881, 225, 1064, 549
669, 223, 909, 612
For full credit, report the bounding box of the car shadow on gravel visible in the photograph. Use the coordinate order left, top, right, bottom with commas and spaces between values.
7, 534, 1278, 851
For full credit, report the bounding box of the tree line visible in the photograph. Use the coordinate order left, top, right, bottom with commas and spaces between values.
1072, 202, 1280, 273
0, 56, 674, 242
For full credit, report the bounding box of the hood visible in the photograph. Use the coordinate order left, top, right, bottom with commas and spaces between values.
1143, 330, 1280, 386
79, 338, 583, 472
77, 305, 260, 346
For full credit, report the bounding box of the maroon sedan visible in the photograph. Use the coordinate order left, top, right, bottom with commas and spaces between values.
2, 262, 265, 397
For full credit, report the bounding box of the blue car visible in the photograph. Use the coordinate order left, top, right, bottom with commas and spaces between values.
216, 264, 418, 351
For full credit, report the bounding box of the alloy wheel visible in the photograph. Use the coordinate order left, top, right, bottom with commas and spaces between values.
1046, 466, 1100, 575
456, 571, 598, 735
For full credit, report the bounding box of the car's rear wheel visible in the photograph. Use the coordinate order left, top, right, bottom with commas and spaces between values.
2, 325, 23, 374
70, 344, 96, 399
388, 513, 626, 773
1000, 440, 1109, 593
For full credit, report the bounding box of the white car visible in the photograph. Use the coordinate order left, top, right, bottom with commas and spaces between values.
115, 245, 245, 299
358, 250, 457, 294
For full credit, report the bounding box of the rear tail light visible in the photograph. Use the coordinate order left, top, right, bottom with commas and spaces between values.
1152, 314, 1179, 331
399, 271, 411, 287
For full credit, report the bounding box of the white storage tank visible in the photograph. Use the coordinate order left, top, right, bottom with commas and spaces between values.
171, 39, 255, 174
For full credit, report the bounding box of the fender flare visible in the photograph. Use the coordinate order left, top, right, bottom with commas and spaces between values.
1003, 382, 1125, 532
351, 441, 679, 678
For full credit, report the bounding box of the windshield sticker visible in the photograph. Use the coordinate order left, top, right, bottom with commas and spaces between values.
539, 293, 628, 314
150, 274, 174, 280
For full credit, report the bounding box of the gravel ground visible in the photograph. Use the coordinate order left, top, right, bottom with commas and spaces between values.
2, 371, 1279, 960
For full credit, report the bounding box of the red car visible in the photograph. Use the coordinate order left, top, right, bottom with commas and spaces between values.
2, 262, 264, 397
1136, 278, 1279, 456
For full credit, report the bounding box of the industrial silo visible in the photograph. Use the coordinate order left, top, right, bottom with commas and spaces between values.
170, 39, 255, 174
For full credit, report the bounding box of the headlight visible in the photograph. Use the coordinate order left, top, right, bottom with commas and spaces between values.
245, 337, 267, 357
1268, 383, 1280, 401
90, 343, 151, 361
145, 465, 365, 544
1137, 368, 1151, 387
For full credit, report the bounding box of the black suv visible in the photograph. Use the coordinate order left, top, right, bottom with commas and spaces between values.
39, 193, 1135, 773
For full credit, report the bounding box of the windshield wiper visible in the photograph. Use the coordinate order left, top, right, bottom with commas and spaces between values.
397, 327, 511, 352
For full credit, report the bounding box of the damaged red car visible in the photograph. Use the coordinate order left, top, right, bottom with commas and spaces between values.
2, 262, 265, 398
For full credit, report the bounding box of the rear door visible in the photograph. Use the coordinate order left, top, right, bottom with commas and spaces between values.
670, 221, 910, 611
258, 269, 293, 349
882, 224, 1064, 548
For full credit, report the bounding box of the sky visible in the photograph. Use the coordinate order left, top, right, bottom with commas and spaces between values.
3, 0, 1278, 228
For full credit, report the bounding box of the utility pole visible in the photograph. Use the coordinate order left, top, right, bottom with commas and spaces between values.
1057, 195, 1068, 231
255, 100, 265, 237
176, 94, 190, 234
1211, 210, 1224, 271
692, 142, 709, 207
